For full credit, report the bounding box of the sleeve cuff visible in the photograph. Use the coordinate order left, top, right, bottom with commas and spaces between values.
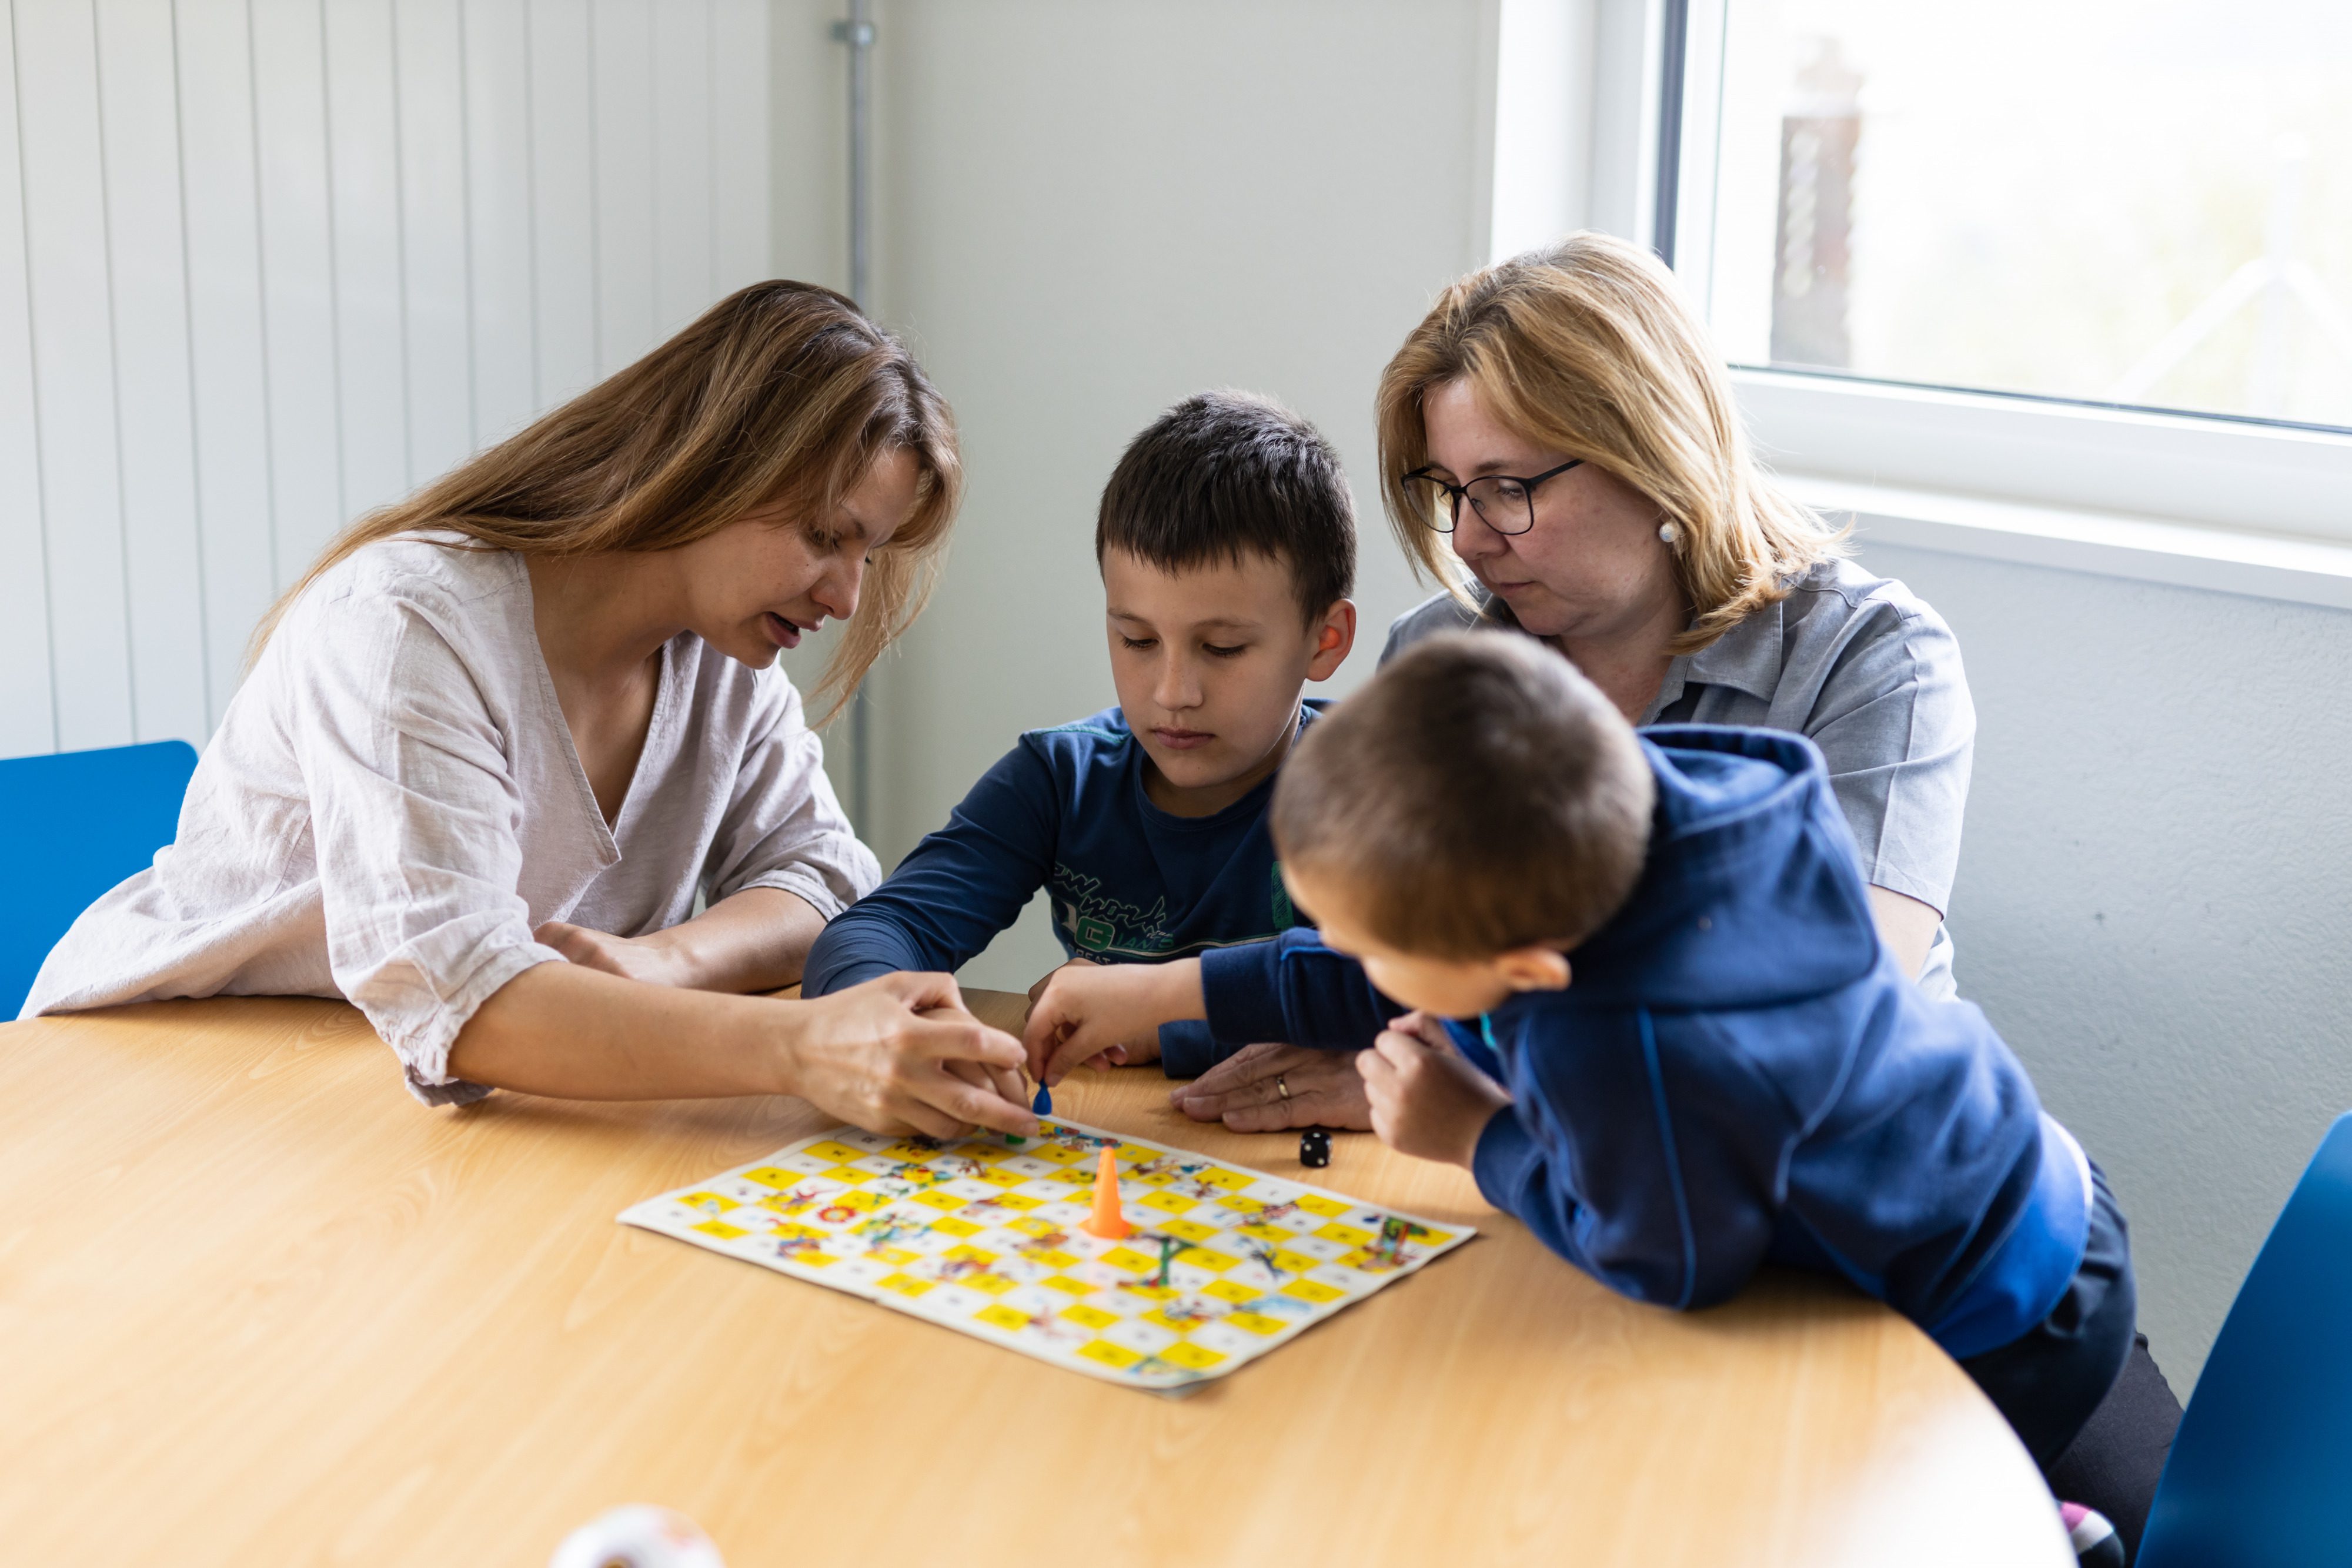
1200, 940, 1290, 1045
805, 957, 898, 997
359, 939, 566, 1108
1859, 860, 1949, 917
1157, 1019, 1222, 1079
1469, 1108, 1543, 1214
403, 1063, 497, 1108
731, 866, 857, 922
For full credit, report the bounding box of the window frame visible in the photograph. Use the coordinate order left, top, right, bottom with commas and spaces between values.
1633, 0, 2352, 551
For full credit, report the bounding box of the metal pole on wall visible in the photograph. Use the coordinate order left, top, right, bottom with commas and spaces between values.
834, 0, 876, 832
1651, 0, 1690, 267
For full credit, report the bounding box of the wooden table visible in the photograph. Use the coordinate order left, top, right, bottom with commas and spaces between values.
0, 993, 2069, 1567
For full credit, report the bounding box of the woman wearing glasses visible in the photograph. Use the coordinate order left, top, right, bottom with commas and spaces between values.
1175, 230, 1970, 1118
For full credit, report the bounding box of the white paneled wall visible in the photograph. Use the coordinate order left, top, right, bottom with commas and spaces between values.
0, 0, 774, 759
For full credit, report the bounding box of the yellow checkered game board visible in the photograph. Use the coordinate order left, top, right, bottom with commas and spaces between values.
620, 1118, 1475, 1390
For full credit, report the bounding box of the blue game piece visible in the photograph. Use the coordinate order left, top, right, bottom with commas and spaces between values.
1033, 1082, 1053, 1116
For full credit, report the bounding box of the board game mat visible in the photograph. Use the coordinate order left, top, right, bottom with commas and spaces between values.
620, 1117, 1476, 1390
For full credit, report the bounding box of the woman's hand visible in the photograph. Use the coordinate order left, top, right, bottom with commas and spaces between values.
783, 972, 1037, 1139
534, 889, 824, 994
1357, 1011, 1512, 1168
534, 920, 691, 987
1168, 1042, 1374, 1131
449, 964, 1033, 1129
1023, 959, 1202, 1085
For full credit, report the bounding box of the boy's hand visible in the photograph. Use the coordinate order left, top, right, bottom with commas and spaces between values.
1357, 1011, 1512, 1168
1027, 957, 1097, 1009
1023, 959, 1162, 1070
1024, 959, 1204, 1085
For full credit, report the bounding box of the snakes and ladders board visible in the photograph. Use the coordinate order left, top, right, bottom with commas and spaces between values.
620, 1118, 1475, 1390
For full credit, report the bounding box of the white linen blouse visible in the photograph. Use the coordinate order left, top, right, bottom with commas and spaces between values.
22, 534, 878, 1104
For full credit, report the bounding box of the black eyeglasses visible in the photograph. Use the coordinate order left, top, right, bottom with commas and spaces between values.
1399, 459, 1584, 536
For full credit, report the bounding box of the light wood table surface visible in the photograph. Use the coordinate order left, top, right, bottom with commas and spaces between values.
0, 992, 2069, 1567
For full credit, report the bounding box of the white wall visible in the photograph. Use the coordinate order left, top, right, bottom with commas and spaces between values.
0, 0, 783, 761
856, 0, 1498, 989
1489, 0, 1596, 261
1853, 537, 2352, 1389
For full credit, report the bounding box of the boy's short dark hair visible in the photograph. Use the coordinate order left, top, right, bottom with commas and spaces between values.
1271, 634, 1655, 957
1096, 391, 1355, 623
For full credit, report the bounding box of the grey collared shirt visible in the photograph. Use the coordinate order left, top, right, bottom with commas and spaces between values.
1383, 556, 1975, 999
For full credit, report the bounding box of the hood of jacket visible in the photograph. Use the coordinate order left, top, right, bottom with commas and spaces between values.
1556, 724, 1882, 1011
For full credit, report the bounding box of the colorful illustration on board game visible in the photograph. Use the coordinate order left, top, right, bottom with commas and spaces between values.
620, 1118, 1475, 1389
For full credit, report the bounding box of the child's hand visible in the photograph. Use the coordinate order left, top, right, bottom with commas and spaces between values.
1357, 1012, 1512, 1168
1023, 959, 1204, 1086
1028, 961, 1163, 1070
1027, 957, 1098, 1010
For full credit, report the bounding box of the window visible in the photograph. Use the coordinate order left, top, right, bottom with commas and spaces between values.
1679, 0, 2352, 435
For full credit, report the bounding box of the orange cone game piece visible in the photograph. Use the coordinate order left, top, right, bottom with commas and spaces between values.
1081, 1146, 1132, 1240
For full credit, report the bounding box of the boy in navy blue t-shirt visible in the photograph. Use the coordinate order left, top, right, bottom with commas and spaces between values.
1025, 633, 2161, 1536
802, 391, 1357, 1077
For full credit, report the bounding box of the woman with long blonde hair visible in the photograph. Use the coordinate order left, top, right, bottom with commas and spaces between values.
25, 282, 1034, 1138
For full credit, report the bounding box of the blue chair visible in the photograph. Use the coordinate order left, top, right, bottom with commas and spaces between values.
0, 740, 199, 1018
2137, 1111, 2352, 1566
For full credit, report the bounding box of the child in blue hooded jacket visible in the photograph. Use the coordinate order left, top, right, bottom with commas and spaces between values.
1026, 632, 2157, 1547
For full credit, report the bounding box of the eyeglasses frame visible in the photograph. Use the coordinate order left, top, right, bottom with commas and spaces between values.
1399, 458, 1586, 536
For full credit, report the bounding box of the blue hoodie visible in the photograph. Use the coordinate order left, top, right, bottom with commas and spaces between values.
1199, 725, 2092, 1359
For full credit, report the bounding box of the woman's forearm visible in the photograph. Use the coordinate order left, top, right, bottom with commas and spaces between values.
639, 887, 828, 993
445, 963, 1040, 1138
644, 888, 828, 987
447, 962, 789, 1099
529, 888, 823, 994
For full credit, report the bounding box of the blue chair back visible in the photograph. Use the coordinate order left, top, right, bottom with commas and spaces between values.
0, 740, 199, 1018
2139, 1110, 2352, 1567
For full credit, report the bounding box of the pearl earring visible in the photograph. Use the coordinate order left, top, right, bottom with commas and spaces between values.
1658, 521, 1678, 545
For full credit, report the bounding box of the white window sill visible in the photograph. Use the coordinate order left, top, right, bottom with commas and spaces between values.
1782, 472, 2352, 613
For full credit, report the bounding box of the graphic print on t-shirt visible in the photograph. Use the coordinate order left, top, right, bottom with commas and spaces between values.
1050, 864, 1176, 958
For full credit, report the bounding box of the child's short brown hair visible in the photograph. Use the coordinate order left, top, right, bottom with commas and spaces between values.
1271, 633, 1655, 957
1095, 390, 1355, 624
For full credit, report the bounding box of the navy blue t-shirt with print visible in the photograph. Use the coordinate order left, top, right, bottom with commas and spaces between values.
801, 702, 1322, 1075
